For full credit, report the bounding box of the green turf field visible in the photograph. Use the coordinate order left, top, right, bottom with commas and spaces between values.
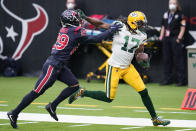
0, 77, 196, 131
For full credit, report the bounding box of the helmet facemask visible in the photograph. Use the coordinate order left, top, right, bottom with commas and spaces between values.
136, 19, 147, 31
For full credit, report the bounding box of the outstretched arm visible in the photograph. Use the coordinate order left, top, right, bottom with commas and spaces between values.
79, 22, 122, 44
78, 9, 110, 30
85, 17, 110, 30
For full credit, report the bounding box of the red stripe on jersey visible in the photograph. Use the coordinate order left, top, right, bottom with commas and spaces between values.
74, 27, 81, 35
35, 65, 53, 93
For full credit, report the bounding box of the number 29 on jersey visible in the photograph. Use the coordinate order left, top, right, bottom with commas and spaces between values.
53, 33, 69, 50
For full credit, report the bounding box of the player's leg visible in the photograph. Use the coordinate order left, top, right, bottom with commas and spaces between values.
123, 64, 157, 118
68, 64, 120, 104
48, 66, 79, 111
123, 64, 170, 126
8, 63, 58, 128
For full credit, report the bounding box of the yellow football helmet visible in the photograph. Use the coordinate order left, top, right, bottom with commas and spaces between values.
127, 11, 147, 30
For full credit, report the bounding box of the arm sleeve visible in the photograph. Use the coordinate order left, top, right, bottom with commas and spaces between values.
77, 28, 113, 44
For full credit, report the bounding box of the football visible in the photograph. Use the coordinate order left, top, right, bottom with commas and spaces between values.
136, 52, 149, 62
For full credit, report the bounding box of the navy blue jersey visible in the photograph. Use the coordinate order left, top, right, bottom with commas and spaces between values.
51, 26, 113, 64
51, 26, 84, 63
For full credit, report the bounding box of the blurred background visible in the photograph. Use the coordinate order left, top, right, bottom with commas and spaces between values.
0, 0, 195, 83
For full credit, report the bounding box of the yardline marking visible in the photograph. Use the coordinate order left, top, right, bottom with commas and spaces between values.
31, 102, 99, 107
68, 124, 92, 127
32, 102, 47, 105
0, 122, 39, 126
0, 100, 193, 111
65, 104, 98, 107
112, 106, 145, 109
0, 111, 196, 128
160, 108, 182, 111
0, 104, 8, 107
37, 106, 103, 111
0, 101, 8, 103
134, 110, 196, 115
120, 127, 143, 130
175, 129, 194, 131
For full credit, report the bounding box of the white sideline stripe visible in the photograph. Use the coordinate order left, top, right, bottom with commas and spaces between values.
175, 129, 194, 131
68, 124, 91, 127
0, 122, 39, 126
0, 104, 8, 107
134, 110, 196, 115
121, 127, 143, 130
0, 111, 196, 128
37, 106, 103, 111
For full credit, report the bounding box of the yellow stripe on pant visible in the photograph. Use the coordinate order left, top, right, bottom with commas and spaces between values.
105, 63, 146, 99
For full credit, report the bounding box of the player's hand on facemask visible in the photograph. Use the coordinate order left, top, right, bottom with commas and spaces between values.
77, 9, 87, 20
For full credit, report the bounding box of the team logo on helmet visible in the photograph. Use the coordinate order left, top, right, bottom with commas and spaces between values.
130, 12, 138, 17
60, 9, 81, 27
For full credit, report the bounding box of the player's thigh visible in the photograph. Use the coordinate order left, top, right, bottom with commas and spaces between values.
123, 65, 146, 92
105, 64, 120, 99
34, 62, 58, 94
58, 66, 79, 87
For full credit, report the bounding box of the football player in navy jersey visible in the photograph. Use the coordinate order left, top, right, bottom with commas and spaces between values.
7, 9, 122, 129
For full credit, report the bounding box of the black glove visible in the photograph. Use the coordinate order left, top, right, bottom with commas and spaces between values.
137, 58, 150, 69
108, 21, 123, 33
77, 9, 87, 19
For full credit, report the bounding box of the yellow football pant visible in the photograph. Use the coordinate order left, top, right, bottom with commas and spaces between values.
105, 63, 146, 99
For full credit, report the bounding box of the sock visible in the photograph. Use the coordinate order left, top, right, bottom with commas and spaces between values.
84, 90, 113, 103
51, 86, 79, 110
12, 91, 39, 116
139, 89, 157, 119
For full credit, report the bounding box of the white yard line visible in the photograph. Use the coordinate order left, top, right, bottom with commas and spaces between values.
68, 124, 92, 127
0, 111, 196, 128
0, 122, 39, 126
175, 129, 194, 131
37, 106, 103, 111
0, 104, 8, 107
121, 127, 143, 130
134, 110, 196, 115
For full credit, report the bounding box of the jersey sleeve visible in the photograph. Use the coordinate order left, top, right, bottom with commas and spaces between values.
77, 28, 113, 44
141, 34, 147, 45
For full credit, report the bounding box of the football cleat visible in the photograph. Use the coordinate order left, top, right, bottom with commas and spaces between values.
45, 103, 58, 121
68, 87, 85, 104
7, 111, 18, 129
152, 117, 170, 126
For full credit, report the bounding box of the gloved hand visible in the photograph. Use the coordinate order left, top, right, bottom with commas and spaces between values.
77, 9, 87, 19
109, 21, 123, 33
137, 58, 150, 69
